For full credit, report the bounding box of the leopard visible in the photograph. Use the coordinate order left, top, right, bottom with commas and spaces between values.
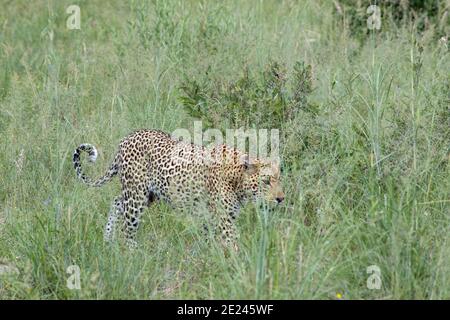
73, 129, 284, 249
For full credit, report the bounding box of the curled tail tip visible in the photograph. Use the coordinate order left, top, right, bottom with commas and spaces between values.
72, 142, 117, 187
78, 143, 98, 163
88, 148, 98, 163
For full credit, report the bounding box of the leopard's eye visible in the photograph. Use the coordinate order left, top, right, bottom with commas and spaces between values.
262, 177, 271, 185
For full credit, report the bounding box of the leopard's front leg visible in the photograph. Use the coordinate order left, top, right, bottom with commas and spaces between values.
212, 189, 241, 251
217, 215, 239, 251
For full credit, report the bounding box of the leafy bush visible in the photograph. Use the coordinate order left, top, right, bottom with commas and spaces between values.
334, 0, 449, 39
178, 60, 313, 131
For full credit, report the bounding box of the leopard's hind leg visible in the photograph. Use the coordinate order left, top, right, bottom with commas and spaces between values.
106, 190, 157, 247
121, 182, 150, 248
104, 196, 123, 243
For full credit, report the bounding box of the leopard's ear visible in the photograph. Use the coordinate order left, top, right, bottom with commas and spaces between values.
241, 156, 259, 175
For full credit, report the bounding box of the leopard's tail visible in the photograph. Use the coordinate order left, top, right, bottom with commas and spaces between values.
73, 143, 118, 187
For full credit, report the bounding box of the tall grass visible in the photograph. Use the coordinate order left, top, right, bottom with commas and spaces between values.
0, 0, 449, 299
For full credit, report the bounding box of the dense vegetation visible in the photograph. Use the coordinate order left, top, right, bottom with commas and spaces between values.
0, 0, 449, 299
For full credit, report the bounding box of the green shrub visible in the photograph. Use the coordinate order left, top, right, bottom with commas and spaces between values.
334, 0, 449, 40
178, 60, 313, 131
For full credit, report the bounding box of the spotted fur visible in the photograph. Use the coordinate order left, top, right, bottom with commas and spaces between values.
73, 129, 284, 249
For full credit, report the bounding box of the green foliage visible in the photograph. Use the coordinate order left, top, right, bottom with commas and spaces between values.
179, 61, 313, 131
334, 0, 450, 40
0, 0, 449, 299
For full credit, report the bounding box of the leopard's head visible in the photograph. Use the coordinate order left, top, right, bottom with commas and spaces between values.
240, 157, 285, 204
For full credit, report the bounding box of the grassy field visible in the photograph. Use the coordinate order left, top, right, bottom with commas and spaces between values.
0, 0, 449, 299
